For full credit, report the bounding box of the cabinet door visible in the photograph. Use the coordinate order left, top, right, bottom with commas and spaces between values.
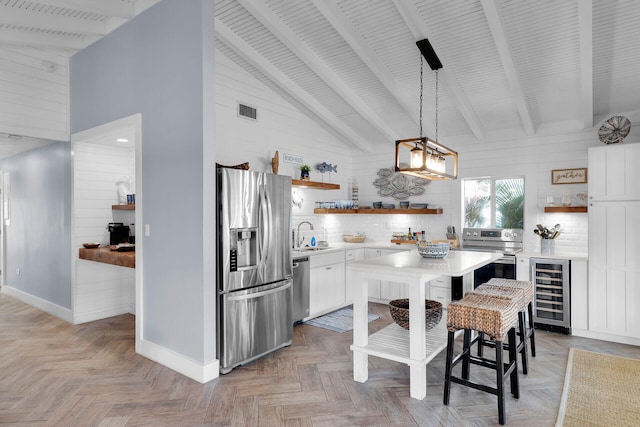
310, 263, 346, 316
516, 256, 530, 281
378, 249, 408, 301
588, 201, 640, 337
589, 144, 640, 200
345, 249, 365, 302
571, 260, 588, 331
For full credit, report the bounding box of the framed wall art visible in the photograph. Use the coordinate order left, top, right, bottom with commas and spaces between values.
551, 168, 587, 185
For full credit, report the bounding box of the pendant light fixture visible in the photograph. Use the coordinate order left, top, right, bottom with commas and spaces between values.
395, 38, 458, 180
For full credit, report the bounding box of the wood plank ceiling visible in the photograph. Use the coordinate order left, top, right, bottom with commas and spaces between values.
1, 0, 639, 155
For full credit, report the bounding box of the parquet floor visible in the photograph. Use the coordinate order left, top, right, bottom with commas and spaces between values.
1, 293, 639, 426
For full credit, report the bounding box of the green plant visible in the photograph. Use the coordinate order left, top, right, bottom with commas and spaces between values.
495, 179, 524, 228
299, 164, 310, 172
464, 195, 490, 227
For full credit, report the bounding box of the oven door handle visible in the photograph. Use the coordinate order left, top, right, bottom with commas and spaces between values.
493, 257, 516, 265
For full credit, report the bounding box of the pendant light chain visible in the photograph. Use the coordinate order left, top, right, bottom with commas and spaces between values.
419, 55, 424, 139
435, 69, 439, 143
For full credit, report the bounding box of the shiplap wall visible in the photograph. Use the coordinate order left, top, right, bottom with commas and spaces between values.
216, 49, 613, 254
72, 141, 135, 323
0, 46, 69, 140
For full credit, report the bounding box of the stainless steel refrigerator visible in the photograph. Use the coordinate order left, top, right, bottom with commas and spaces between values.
217, 168, 293, 374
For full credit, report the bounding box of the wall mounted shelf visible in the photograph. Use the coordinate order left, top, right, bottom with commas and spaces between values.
112, 204, 135, 210
291, 179, 340, 190
314, 208, 443, 215
544, 206, 587, 213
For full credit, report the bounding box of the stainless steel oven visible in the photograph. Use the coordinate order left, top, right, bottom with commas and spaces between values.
459, 228, 523, 288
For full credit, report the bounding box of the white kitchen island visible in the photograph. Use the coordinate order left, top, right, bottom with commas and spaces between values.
349, 249, 502, 400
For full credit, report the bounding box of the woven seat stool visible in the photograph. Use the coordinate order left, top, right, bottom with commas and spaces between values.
444, 292, 520, 425
474, 284, 531, 374
486, 278, 536, 358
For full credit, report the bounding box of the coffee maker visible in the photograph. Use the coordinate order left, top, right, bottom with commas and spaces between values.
108, 223, 130, 245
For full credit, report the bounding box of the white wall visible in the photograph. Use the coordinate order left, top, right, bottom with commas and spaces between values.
0, 46, 69, 141
215, 47, 640, 257
72, 141, 135, 323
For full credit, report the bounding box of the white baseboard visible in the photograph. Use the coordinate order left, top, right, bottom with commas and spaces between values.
137, 338, 219, 384
1, 285, 73, 323
571, 328, 640, 346
73, 305, 134, 324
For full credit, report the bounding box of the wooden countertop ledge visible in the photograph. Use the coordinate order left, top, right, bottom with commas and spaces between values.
79, 247, 135, 268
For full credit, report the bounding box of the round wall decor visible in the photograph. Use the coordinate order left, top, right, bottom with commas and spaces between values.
598, 116, 631, 145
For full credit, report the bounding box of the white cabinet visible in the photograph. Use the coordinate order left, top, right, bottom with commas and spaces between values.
363, 248, 406, 302
379, 249, 408, 301
345, 248, 365, 302
428, 276, 451, 307
363, 248, 382, 299
588, 144, 640, 201
516, 255, 530, 281
587, 201, 640, 338
571, 260, 588, 331
309, 252, 346, 317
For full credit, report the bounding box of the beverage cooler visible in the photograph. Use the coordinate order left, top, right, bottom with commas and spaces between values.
530, 258, 571, 334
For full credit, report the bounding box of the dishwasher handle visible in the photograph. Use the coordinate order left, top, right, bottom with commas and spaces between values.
293, 257, 310, 269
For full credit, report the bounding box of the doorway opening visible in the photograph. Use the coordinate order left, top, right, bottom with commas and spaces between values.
70, 114, 142, 333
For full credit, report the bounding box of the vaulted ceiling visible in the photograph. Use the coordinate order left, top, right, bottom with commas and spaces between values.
1, 0, 639, 156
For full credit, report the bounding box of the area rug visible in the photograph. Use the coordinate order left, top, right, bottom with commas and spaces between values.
305, 307, 379, 333
556, 348, 640, 426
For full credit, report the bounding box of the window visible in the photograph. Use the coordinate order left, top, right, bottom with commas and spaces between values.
463, 177, 524, 229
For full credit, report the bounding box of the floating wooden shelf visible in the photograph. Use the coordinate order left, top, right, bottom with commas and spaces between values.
314, 208, 443, 215
291, 179, 340, 190
544, 206, 587, 213
112, 204, 135, 210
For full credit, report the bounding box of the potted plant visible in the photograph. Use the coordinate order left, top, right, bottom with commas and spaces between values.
299, 164, 311, 181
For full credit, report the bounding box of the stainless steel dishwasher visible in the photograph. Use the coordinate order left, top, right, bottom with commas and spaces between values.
292, 256, 310, 323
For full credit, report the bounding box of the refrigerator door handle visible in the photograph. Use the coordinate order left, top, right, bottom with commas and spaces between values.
227, 281, 292, 302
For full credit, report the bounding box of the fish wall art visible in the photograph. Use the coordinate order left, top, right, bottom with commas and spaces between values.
316, 162, 337, 174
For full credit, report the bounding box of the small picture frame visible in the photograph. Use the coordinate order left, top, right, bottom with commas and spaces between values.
551, 168, 587, 185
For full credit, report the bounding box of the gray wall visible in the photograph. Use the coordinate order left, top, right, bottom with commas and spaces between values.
0, 142, 72, 308
70, 0, 216, 363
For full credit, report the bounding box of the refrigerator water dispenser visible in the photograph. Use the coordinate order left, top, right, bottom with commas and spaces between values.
230, 228, 257, 271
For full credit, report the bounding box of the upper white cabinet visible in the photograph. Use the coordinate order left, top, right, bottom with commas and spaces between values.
588, 144, 640, 201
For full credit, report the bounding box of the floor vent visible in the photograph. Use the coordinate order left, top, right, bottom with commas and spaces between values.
238, 103, 257, 121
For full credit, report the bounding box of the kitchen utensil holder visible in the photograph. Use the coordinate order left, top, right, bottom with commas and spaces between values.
540, 238, 554, 255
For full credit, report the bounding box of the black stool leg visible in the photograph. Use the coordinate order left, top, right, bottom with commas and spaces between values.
527, 302, 536, 357
518, 311, 529, 374
508, 327, 519, 399
462, 329, 472, 380
495, 339, 505, 425
477, 332, 485, 357
443, 331, 455, 405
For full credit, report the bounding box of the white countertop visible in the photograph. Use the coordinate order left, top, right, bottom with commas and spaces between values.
292, 242, 414, 258
349, 249, 502, 277
518, 251, 588, 261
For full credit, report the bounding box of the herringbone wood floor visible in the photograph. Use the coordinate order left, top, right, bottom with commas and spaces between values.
1, 294, 639, 426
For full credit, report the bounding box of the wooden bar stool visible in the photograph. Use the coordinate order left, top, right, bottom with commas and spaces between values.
444, 292, 520, 425
474, 284, 530, 374
486, 278, 536, 358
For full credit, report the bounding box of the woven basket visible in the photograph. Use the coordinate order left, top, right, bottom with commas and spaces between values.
343, 235, 366, 243
388, 299, 443, 330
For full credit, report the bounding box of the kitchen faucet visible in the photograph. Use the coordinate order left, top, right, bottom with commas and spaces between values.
296, 221, 314, 248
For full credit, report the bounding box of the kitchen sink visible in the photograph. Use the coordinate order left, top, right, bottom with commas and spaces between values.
294, 246, 333, 252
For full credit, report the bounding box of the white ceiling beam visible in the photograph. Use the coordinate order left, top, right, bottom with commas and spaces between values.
23, 0, 134, 18
0, 28, 84, 51
0, 7, 107, 35
215, 18, 372, 153
236, 0, 398, 143
481, 0, 534, 135
393, 0, 485, 140
578, 0, 593, 129
310, 0, 425, 133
